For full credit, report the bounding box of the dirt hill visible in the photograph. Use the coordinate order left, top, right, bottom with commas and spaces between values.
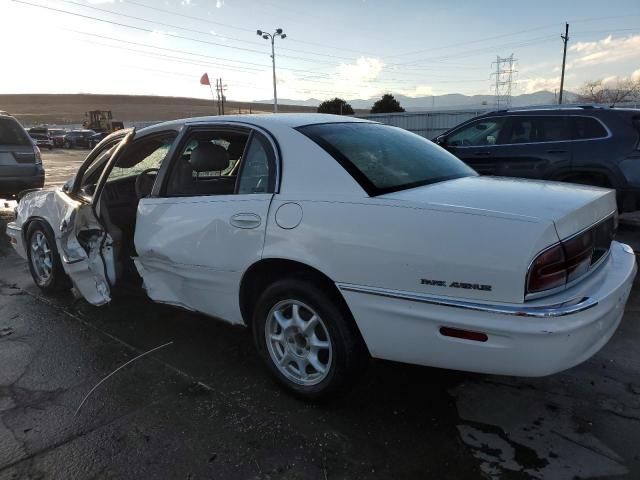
0, 94, 316, 126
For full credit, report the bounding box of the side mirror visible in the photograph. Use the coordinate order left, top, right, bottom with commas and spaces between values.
62, 176, 75, 193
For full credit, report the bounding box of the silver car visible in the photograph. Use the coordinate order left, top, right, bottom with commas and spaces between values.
0, 114, 45, 197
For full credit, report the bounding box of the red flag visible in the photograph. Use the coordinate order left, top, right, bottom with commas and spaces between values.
200, 73, 210, 86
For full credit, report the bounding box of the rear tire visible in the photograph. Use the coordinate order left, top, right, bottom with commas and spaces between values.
26, 220, 71, 293
252, 277, 367, 401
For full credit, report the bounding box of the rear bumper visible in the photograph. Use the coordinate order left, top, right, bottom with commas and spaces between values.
6, 222, 26, 259
339, 241, 637, 376
0, 174, 45, 196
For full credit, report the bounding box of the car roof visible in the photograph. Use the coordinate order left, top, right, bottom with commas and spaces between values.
139, 113, 373, 136
479, 104, 640, 117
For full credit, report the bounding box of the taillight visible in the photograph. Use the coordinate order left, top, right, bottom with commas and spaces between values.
563, 229, 594, 282
527, 244, 566, 293
33, 145, 42, 164
527, 229, 597, 294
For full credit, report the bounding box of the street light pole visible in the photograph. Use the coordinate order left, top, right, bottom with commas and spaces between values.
257, 28, 286, 114
271, 35, 277, 113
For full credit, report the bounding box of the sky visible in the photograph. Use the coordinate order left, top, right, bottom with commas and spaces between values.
1, 0, 639, 102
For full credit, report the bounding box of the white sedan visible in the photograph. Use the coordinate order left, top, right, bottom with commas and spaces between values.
6, 114, 637, 400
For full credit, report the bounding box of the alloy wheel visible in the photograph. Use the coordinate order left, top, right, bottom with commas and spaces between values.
265, 300, 333, 386
30, 230, 53, 285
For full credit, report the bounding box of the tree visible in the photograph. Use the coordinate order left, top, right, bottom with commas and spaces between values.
317, 97, 354, 115
370, 94, 405, 114
576, 78, 640, 106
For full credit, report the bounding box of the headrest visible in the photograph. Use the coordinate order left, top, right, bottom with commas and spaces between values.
190, 142, 230, 172
227, 141, 245, 160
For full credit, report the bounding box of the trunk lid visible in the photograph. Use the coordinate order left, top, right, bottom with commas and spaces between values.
379, 176, 617, 240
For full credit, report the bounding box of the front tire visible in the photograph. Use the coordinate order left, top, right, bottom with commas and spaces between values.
26, 220, 70, 293
252, 278, 367, 401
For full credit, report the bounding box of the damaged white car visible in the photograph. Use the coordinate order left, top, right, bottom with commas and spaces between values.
6, 114, 637, 400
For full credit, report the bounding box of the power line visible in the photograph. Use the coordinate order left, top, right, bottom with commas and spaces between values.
388, 23, 562, 59
58, 0, 364, 62
13, 0, 565, 74
124, 0, 380, 57
11, 0, 342, 66
75, 31, 490, 89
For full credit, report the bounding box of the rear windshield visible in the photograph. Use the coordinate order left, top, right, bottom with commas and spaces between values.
0, 118, 31, 146
298, 122, 476, 195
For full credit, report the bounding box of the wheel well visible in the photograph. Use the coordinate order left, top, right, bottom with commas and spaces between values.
555, 171, 612, 188
239, 259, 352, 329
22, 216, 50, 243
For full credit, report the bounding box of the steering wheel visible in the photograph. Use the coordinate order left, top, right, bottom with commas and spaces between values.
135, 168, 159, 199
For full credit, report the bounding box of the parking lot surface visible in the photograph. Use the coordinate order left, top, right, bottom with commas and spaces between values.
1, 150, 640, 479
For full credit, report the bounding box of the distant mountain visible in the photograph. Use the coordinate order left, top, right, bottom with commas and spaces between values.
255, 90, 578, 111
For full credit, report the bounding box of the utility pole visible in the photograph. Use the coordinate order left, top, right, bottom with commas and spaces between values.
215, 78, 221, 115
219, 77, 225, 115
558, 23, 569, 104
257, 28, 287, 113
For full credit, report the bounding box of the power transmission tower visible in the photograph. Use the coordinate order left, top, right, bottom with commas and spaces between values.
490, 54, 517, 108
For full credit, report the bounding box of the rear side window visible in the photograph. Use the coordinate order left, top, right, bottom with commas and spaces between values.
505, 117, 535, 143
0, 118, 31, 146
299, 122, 476, 195
237, 132, 275, 194
572, 117, 608, 140
536, 116, 570, 142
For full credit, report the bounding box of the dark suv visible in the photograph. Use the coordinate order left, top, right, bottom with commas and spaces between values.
63, 129, 96, 149
0, 114, 45, 197
435, 105, 640, 211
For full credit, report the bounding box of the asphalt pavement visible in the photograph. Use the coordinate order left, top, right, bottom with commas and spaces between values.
1, 151, 640, 479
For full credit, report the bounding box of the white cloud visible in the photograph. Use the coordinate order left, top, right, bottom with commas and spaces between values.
519, 76, 562, 94
216, 0, 225, 8
568, 34, 640, 68
336, 57, 384, 84
632, 68, 640, 82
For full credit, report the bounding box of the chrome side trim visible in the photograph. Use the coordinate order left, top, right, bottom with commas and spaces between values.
336, 283, 598, 318
6, 222, 21, 232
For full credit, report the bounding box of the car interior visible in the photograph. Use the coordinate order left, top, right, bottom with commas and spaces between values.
165, 130, 249, 196
76, 129, 251, 287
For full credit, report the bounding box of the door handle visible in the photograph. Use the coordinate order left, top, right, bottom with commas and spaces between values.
230, 213, 261, 229
546, 150, 568, 154
474, 151, 491, 156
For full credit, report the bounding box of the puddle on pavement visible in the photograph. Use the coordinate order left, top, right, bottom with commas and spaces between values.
451, 381, 627, 479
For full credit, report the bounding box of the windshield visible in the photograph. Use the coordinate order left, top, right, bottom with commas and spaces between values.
298, 122, 476, 195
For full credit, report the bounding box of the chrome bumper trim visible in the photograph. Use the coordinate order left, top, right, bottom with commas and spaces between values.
336, 283, 598, 318
61, 254, 84, 265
